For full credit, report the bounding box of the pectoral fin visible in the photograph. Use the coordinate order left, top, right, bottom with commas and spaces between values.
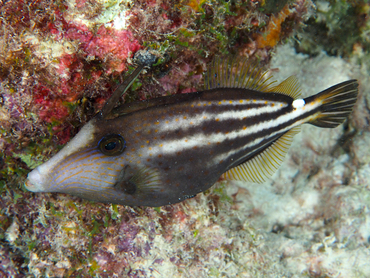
114, 166, 162, 195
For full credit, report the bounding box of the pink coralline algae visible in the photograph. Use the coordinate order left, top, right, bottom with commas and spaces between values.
47, 8, 141, 71
34, 16, 141, 125
64, 24, 141, 74
158, 63, 203, 95
33, 85, 70, 122
0, 1, 141, 146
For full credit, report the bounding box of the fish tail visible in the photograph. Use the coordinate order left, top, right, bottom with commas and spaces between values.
305, 80, 359, 128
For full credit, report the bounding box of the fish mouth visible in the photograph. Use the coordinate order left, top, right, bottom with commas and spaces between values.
25, 167, 47, 192
24, 179, 37, 192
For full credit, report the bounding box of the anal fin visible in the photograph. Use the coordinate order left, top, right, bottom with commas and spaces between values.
223, 126, 301, 183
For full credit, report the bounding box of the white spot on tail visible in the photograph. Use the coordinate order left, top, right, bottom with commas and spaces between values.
292, 99, 305, 109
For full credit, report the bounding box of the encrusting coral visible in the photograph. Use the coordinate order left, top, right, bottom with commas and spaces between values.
1, 0, 370, 277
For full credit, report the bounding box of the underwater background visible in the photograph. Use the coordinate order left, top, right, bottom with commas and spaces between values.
0, 0, 369, 277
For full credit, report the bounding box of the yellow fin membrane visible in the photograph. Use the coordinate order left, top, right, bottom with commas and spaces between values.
223, 126, 301, 183
204, 57, 277, 92
266, 75, 301, 99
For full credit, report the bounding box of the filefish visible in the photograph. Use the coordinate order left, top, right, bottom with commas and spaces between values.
25, 58, 359, 206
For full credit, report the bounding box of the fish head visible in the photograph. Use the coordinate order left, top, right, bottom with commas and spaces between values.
25, 115, 164, 206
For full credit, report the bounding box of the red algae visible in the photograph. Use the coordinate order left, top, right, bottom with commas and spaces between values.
33, 85, 70, 123
65, 24, 141, 74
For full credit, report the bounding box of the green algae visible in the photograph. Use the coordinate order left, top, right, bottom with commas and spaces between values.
260, 0, 290, 14
12, 153, 43, 170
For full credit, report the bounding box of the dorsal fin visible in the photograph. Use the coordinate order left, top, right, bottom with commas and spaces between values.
266, 76, 301, 99
222, 126, 301, 183
204, 57, 302, 99
100, 64, 145, 119
204, 56, 277, 92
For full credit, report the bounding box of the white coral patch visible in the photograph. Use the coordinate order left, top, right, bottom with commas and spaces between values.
25, 36, 75, 60
65, 0, 133, 30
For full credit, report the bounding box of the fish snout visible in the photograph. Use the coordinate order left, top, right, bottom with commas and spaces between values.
25, 167, 48, 192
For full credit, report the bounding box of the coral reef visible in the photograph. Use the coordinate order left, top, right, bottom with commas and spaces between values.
294, 0, 370, 57
1, 0, 370, 277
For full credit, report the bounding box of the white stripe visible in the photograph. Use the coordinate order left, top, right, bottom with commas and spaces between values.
140, 101, 320, 160
155, 100, 287, 133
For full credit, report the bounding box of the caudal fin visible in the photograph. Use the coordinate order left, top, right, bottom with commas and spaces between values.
306, 80, 359, 128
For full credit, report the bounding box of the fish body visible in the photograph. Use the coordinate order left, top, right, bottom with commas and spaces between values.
25, 58, 359, 206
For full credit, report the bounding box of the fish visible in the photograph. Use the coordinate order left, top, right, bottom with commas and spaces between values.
25, 57, 359, 207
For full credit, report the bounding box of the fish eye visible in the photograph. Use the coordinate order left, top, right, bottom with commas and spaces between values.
98, 134, 126, 156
